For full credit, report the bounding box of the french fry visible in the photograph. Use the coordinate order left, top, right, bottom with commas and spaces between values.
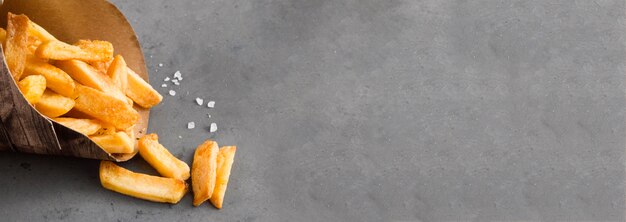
0, 28, 6, 46
27, 20, 57, 43
35, 40, 113, 62
209, 146, 237, 209
138, 134, 190, 180
35, 90, 74, 118
5, 13, 29, 80
56, 60, 128, 103
73, 84, 139, 130
93, 123, 117, 136
24, 56, 75, 97
53, 117, 101, 136
90, 58, 113, 74
107, 55, 128, 93
126, 67, 163, 108
90, 131, 134, 154
191, 140, 219, 206
17, 75, 46, 104
99, 161, 188, 204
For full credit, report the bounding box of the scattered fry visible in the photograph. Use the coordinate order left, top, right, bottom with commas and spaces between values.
210, 146, 237, 209
99, 161, 188, 204
17, 75, 46, 104
191, 140, 219, 206
53, 117, 101, 136
138, 134, 190, 180
5, 13, 29, 80
35, 90, 74, 118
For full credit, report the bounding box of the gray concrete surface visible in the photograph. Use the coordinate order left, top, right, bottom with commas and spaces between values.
1, 0, 625, 221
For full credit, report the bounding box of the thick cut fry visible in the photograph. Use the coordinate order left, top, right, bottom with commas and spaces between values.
53, 117, 101, 136
35, 90, 74, 118
126, 67, 162, 108
138, 134, 190, 181
73, 84, 139, 130
93, 124, 116, 136
90, 58, 113, 74
27, 20, 57, 43
107, 55, 128, 93
191, 140, 219, 206
35, 40, 113, 62
210, 146, 237, 209
17, 75, 46, 104
24, 56, 75, 97
56, 60, 128, 103
5, 13, 29, 80
99, 161, 188, 204
90, 131, 134, 154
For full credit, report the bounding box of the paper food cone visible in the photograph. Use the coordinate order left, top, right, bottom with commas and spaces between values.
0, 0, 151, 161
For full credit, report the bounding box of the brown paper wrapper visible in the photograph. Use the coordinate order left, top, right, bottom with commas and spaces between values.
0, 0, 151, 161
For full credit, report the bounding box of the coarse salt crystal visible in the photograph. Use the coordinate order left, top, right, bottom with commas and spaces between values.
174, 71, 182, 80
169, 90, 176, 96
174, 82, 180, 85
164, 77, 170, 81
158, 63, 164, 67
187, 122, 195, 129
196, 98, 204, 105
207, 101, 215, 108
161, 84, 167, 88
210, 123, 217, 132
178, 135, 182, 139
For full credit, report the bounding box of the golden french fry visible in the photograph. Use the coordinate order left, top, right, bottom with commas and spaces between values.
0, 28, 6, 46
73, 84, 139, 130
17, 75, 46, 104
126, 67, 162, 108
93, 124, 117, 136
53, 117, 101, 136
138, 134, 190, 181
34, 90, 74, 118
24, 56, 75, 97
5, 13, 29, 80
210, 146, 237, 209
27, 20, 57, 42
99, 161, 188, 204
56, 60, 128, 103
35, 40, 113, 62
191, 140, 219, 206
27, 36, 42, 54
90, 131, 134, 154
107, 55, 128, 93
90, 58, 113, 74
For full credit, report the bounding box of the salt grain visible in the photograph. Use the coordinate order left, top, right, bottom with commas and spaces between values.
158, 63, 164, 67
207, 101, 215, 108
161, 84, 167, 88
169, 90, 176, 96
195, 98, 204, 105
174, 71, 182, 80
164, 77, 170, 81
187, 122, 195, 129
174, 81, 180, 86
178, 135, 182, 139
210, 123, 217, 132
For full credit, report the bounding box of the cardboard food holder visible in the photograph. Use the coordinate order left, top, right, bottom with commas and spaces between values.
0, 0, 151, 161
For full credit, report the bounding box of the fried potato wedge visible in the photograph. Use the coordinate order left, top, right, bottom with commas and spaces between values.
35, 40, 113, 62
100, 161, 188, 204
73, 84, 139, 130
125, 67, 163, 108
210, 146, 237, 209
27, 20, 57, 43
107, 55, 128, 93
191, 140, 219, 206
90, 58, 113, 75
5, 13, 29, 80
24, 56, 75, 97
56, 60, 128, 103
17, 75, 46, 104
35, 90, 74, 118
53, 117, 101, 136
90, 131, 134, 154
138, 134, 190, 181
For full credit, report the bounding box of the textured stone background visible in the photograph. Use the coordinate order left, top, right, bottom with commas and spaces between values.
0, 0, 624, 221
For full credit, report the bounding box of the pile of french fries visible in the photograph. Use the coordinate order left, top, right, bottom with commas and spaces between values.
4, 13, 237, 208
